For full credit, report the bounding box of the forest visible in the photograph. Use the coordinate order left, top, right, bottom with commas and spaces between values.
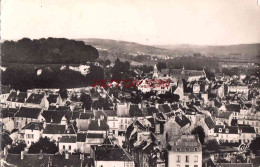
1, 38, 99, 64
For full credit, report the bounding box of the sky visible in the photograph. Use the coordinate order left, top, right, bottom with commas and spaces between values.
1, 0, 260, 45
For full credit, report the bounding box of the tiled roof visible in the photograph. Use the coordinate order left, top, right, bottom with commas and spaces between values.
79, 112, 94, 119
43, 124, 66, 134
59, 136, 77, 143
95, 145, 133, 161
205, 116, 215, 129
41, 110, 67, 123
14, 107, 42, 119
26, 93, 44, 104
48, 106, 70, 111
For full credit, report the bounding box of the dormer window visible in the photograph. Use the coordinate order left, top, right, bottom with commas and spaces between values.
219, 128, 222, 132
226, 129, 229, 133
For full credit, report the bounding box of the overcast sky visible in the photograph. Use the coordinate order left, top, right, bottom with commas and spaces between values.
1, 0, 260, 45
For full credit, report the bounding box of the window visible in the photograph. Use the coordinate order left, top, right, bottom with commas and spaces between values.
63, 145, 65, 150
194, 155, 198, 162
69, 145, 71, 150
121, 119, 123, 123
194, 165, 198, 167
194, 147, 198, 151
177, 148, 181, 151
186, 156, 189, 162
177, 155, 181, 163
185, 147, 189, 151
219, 128, 222, 132
125, 119, 127, 123
125, 125, 127, 129
185, 165, 189, 167
113, 122, 115, 127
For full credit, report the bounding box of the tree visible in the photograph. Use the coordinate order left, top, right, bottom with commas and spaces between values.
80, 92, 92, 110
205, 139, 220, 151
8, 142, 26, 154
192, 126, 205, 144
249, 137, 260, 153
28, 137, 58, 154
157, 62, 167, 71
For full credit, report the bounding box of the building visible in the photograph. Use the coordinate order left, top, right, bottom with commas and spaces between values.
167, 135, 202, 167
214, 125, 239, 143
6, 91, 27, 108
18, 122, 44, 146
25, 93, 49, 109
92, 145, 134, 167
59, 136, 77, 153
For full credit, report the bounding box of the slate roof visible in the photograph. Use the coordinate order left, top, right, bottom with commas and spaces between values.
43, 124, 66, 134
7, 91, 27, 103
88, 120, 109, 131
225, 104, 241, 112
129, 105, 143, 117
79, 112, 94, 119
41, 110, 67, 123
159, 104, 172, 113
26, 93, 45, 104
1, 108, 18, 118
95, 145, 133, 161
47, 94, 59, 104
142, 107, 159, 116
77, 133, 87, 142
59, 136, 77, 143
175, 114, 191, 127
86, 133, 104, 138
48, 106, 70, 111
205, 116, 215, 129
14, 107, 42, 119
239, 126, 256, 133
22, 122, 44, 131
217, 163, 253, 167
103, 110, 117, 117
218, 111, 233, 119
5, 154, 89, 167
214, 125, 238, 134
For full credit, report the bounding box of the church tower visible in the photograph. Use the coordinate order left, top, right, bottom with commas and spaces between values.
153, 64, 159, 78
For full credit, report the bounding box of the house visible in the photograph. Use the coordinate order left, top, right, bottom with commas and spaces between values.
25, 93, 49, 109
41, 110, 67, 125
42, 124, 66, 142
76, 133, 87, 153
59, 136, 77, 153
214, 125, 239, 143
203, 116, 216, 138
14, 107, 43, 130
6, 91, 27, 108
239, 126, 256, 143
18, 122, 44, 146
103, 110, 119, 136
92, 145, 134, 167
167, 135, 202, 167
1, 108, 18, 132
215, 111, 234, 126
47, 94, 63, 106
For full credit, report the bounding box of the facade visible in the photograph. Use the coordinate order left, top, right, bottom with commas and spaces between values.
167, 135, 202, 167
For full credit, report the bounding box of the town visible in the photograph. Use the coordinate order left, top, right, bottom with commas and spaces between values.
1, 59, 260, 167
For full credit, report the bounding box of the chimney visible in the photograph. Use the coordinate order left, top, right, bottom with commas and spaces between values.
39, 150, 43, 159
21, 151, 24, 160
98, 119, 101, 127
65, 152, 69, 160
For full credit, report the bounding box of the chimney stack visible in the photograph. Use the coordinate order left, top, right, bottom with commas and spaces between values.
98, 119, 101, 127
21, 151, 24, 160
